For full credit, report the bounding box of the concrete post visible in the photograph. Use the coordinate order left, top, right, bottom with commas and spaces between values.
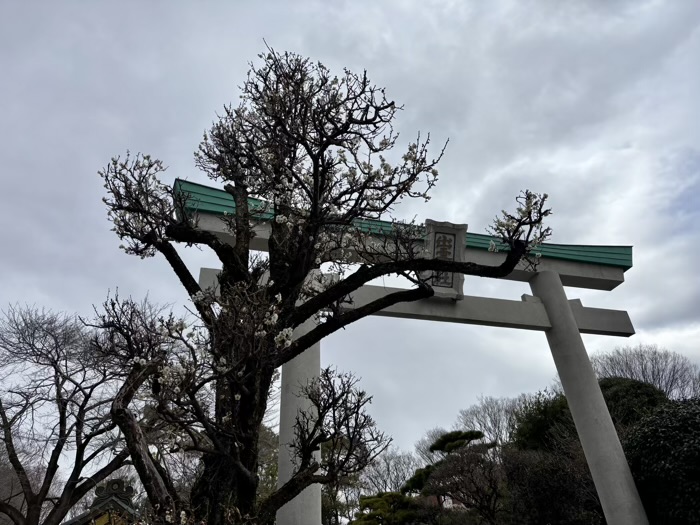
276, 322, 322, 525
529, 271, 647, 525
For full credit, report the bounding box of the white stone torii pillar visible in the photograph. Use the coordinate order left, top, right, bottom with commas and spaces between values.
529, 271, 647, 524
276, 322, 322, 525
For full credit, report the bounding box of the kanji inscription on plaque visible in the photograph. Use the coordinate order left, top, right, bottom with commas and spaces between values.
432, 233, 456, 287
423, 220, 468, 300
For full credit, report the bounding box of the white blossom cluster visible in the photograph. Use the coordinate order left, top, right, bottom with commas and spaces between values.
215, 356, 229, 374
100, 153, 173, 259
158, 363, 187, 393
190, 289, 218, 307
316, 308, 332, 323
488, 190, 551, 255
263, 311, 278, 326
274, 327, 293, 348
158, 319, 187, 338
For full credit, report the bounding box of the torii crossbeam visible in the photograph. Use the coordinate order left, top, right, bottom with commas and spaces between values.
176, 179, 648, 525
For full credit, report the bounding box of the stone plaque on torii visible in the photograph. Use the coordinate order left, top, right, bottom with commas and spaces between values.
179, 179, 647, 525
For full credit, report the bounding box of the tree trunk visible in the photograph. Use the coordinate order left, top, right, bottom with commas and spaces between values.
190, 367, 271, 525
191, 454, 252, 524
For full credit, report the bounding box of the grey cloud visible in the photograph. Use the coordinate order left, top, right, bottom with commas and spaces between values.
1, 0, 699, 451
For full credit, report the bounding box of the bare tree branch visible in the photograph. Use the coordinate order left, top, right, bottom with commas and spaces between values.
0, 306, 128, 525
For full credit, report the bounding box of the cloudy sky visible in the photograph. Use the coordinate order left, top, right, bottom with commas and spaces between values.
1, 0, 699, 451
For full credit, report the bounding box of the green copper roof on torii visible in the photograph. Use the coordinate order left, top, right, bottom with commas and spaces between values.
173, 178, 633, 271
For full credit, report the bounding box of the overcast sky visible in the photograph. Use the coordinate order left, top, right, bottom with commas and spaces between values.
1, 1, 699, 451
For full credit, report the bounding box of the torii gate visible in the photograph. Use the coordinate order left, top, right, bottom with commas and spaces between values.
176, 179, 648, 525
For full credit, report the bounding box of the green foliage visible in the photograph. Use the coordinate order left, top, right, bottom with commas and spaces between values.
501, 447, 603, 525
353, 492, 422, 525
511, 390, 571, 450
505, 378, 669, 523
428, 430, 484, 453
401, 465, 436, 495
402, 430, 485, 496
399, 372, 681, 524
512, 379, 669, 451
401, 429, 507, 524
598, 377, 667, 427
624, 399, 700, 524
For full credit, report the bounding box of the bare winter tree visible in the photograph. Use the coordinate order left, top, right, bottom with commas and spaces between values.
361, 446, 422, 495
0, 306, 129, 525
591, 344, 700, 400
320, 446, 421, 522
98, 48, 551, 524
261, 368, 389, 523
414, 427, 450, 466
456, 396, 520, 446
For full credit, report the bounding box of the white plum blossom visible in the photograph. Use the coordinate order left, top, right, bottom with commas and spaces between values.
190, 291, 206, 303
157, 363, 187, 389
274, 327, 294, 348
190, 290, 216, 307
